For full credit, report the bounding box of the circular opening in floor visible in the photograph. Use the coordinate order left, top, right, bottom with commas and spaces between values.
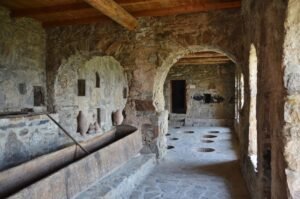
201, 140, 214, 143
174, 127, 181, 129
167, 145, 175, 149
184, 131, 194, 134
203, 135, 217, 138
198, 148, 215, 152
170, 138, 179, 140
166, 133, 171, 136
209, 131, 220, 134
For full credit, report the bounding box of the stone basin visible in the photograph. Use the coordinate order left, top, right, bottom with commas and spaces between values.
0, 125, 142, 199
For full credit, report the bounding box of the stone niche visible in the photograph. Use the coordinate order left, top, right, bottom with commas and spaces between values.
54, 54, 128, 137
164, 63, 235, 126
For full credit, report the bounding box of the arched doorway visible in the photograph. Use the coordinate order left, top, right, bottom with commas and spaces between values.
153, 46, 240, 112
152, 45, 243, 155
148, 45, 249, 198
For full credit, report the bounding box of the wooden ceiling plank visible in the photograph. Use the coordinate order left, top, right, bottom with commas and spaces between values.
42, 16, 110, 27
10, 0, 240, 27
12, 3, 92, 17
82, 0, 138, 30
179, 57, 231, 61
175, 61, 232, 65
183, 53, 228, 58
131, 1, 241, 17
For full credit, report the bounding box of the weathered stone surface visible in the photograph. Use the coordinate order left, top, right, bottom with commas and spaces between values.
0, 114, 61, 171
130, 126, 249, 199
54, 55, 128, 134
46, 10, 242, 158
242, 1, 288, 198
283, 1, 300, 198
286, 169, 300, 199
0, 7, 46, 113
8, 127, 142, 199
164, 63, 235, 126
284, 95, 300, 124
135, 100, 155, 112
75, 154, 156, 199
3, 132, 28, 169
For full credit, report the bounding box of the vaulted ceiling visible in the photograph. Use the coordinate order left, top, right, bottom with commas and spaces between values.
0, 0, 241, 28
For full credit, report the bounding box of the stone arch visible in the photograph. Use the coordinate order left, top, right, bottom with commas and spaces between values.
54, 54, 128, 135
153, 45, 240, 113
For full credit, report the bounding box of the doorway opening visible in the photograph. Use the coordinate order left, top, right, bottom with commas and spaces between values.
171, 80, 186, 114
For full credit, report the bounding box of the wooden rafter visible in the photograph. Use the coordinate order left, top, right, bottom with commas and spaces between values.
82, 0, 138, 30
132, 1, 241, 17
175, 51, 233, 65
8, 0, 241, 27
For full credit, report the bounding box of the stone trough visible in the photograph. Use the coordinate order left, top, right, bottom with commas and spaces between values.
0, 125, 142, 199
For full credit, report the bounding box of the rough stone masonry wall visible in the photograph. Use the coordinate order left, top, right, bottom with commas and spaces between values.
283, 0, 300, 198
242, 1, 288, 198
0, 7, 46, 113
0, 7, 72, 171
0, 114, 61, 171
164, 63, 235, 126
46, 10, 243, 157
54, 54, 128, 136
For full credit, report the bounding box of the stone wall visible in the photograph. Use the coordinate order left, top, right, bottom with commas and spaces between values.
0, 7, 46, 113
283, 0, 300, 198
234, 66, 245, 141
0, 114, 61, 171
54, 54, 128, 136
241, 1, 288, 198
164, 63, 235, 126
46, 10, 243, 156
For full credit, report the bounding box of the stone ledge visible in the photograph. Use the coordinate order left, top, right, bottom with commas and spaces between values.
7, 127, 143, 199
75, 154, 156, 199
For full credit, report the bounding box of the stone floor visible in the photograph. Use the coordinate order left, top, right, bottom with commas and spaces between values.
130, 126, 250, 199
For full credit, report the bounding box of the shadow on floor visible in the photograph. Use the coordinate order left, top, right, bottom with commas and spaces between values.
190, 160, 250, 199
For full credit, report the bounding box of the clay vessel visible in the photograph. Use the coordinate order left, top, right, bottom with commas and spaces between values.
77, 111, 88, 135
88, 123, 96, 134
113, 109, 123, 126
95, 122, 101, 132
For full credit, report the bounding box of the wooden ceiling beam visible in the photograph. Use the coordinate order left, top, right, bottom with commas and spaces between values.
175, 61, 232, 65
82, 0, 138, 30
132, 1, 241, 17
182, 52, 227, 59
11, 1, 241, 27
42, 15, 109, 27
12, 3, 91, 17
178, 57, 231, 62
176, 56, 232, 65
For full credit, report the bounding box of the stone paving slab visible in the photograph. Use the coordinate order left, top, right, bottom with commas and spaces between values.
130, 126, 250, 199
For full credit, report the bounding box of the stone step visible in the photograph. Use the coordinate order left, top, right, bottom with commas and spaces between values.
74, 154, 156, 199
